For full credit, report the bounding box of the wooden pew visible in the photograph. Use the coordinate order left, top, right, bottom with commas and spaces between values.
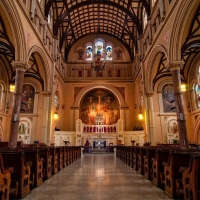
0, 150, 31, 199
68, 147, 72, 165
62, 146, 67, 168
0, 154, 14, 200
133, 146, 140, 171
129, 147, 134, 168
163, 149, 200, 198
179, 152, 200, 200
152, 148, 169, 187
55, 147, 63, 171
49, 147, 58, 174
0, 141, 23, 148
17, 148, 43, 187
36, 147, 52, 180
137, 147, 146, 175
143, 146, 156, 180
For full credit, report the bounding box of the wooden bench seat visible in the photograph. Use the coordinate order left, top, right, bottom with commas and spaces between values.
133, 146, 140, 171
17, 148, 43, 187
0, 153, 14, 200
137, 147, 146, 175
0, 150, 31, 199
55, 147, 63, 171
143, 147, 156, 180
38, 147, 52, 180
180, 152, 200, 200
163, 148, 200, 198
152, 148, 169, 187
49, 147, 58, 174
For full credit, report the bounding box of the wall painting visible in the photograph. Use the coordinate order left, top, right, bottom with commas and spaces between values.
80, 90, 119, 125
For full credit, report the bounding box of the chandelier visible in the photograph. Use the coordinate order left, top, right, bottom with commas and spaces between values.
91, 54, 105, 72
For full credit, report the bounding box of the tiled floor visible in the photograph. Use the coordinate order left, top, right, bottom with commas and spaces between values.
23, 154, 173, 200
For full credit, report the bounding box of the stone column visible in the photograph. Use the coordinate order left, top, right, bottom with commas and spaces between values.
9, 62, 30, 148
70, 106, 79, 131
168, 62, 188, 147
42, 91, 51, 144
120, 106, 128, 131
145, 91, 156, 145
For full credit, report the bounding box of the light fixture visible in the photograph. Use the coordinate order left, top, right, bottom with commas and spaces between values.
138, 113, 144, 120
91, 54, 105, 72
9, 84, 15, 92
181, 84, 186, 92
54, 111, 58, 119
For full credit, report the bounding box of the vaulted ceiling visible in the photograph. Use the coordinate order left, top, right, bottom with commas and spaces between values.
44, 0, 150, 60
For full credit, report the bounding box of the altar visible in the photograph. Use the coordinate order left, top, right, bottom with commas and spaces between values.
53, 119, 146, 147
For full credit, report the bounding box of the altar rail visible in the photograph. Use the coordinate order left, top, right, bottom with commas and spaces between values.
83, 125, 116, 133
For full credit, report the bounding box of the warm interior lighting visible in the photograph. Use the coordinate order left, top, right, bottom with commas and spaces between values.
54, 111, 58, 119
138, 113, 144, 120
181, 84, 186, 92
9, 84, 15, 92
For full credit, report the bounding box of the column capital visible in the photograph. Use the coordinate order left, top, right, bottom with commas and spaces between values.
42, 91, 51, 96
70, 106, 80, 110
157, 90, 163, 94
145, 91, 154, 96
119, 105, 129, 110
166, 61, 184, 71
11, 61, 30, 71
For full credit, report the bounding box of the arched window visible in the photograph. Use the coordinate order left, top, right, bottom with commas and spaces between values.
21, 84, 35, 113
162, 84, 176, 113
95, 40, 104, 60
86, 45, 93, 61
143, 7, 148, 28
106, 45, 112, 61
195, 84, 200, 108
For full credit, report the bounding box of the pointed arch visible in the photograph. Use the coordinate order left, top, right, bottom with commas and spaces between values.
145, 45, 168, 92
169, 0, 198, 61
27, 46, 51, 92
0, 0, 27, 62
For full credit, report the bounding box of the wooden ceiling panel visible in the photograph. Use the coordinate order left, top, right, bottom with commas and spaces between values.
47, 0, 148, 60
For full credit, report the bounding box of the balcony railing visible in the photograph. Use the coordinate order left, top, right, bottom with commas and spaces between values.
65, 62, 134, 81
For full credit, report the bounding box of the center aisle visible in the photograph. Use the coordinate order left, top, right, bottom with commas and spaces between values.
23, 154, 173, 200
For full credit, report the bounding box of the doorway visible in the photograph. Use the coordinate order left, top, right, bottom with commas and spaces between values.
93, 139, 106, 149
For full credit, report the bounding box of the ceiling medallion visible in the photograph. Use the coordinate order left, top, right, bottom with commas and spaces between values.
91, 54, 105, 72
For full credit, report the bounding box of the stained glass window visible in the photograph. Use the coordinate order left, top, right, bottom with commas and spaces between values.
195, 84, 200, 108
86, 45, 93, 61
106, 45, 112, 60
95, 41, 104, 60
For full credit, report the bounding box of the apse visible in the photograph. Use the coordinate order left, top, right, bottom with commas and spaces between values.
80, 89, 119, 125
